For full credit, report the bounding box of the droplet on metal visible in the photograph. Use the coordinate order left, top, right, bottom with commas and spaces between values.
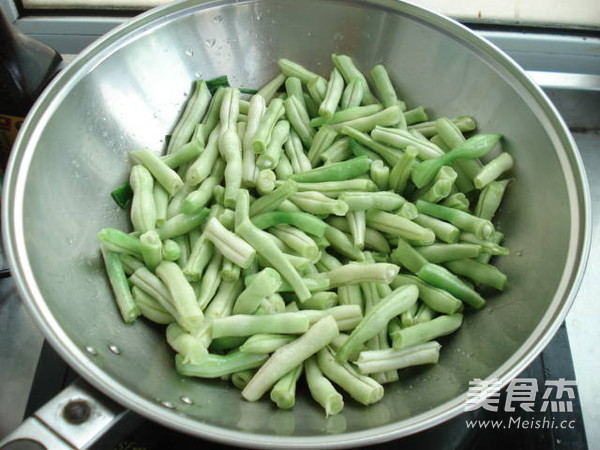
159, 400, 175, 409
180, 396, 194, 405
84, 346, 97, 356
213, 14, 223, 23
205, 39, 216, 47
108, 344, 121, 355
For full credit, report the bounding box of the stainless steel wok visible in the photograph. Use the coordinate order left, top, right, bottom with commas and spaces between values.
1, 0, 590, 447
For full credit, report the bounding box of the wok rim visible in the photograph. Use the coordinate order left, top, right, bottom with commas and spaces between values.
1, 0, 591, 447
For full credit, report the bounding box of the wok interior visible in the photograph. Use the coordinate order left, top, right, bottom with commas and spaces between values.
16, 0, 578, 440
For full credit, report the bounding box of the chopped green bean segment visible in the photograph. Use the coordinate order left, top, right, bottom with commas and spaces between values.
474, 152, 514, 189
356, 341, 441, 374
416, 200, 494, 239
445, 258, 507, 290
416, 243, 481, 263
392, 313, 463, 349
417, 263, 485, 309
240, 334, 297, 354
270, 364, 304, 409
305, 356, 344, 416
475, 179, 511, 220
404, 106, 428, 125
251, 211, 328, 237
290, 155, 370, 183
257, 72, 286, 103
176, 352, 268, 379
167, 80, 211, 154
100, 245, 140, 324
366, 210, 435, 244
130, 148, 183, 196
290, 191, 349, 216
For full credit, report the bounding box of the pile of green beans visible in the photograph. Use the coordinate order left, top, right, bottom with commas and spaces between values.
99, 54, 514, 415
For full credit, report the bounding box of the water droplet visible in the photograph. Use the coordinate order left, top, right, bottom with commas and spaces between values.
516, 250, 523, 256
159, 400, 175, 409
270, 18, 276, 24
255, 12, 263, 21
180, 396, 194, 405
212, 14, 223, 23
85, 346, 97, 356
67, 237, 74, 245
108, 344, 121, 355
205, 39, 216, 47
185, 48, 193, 57
307, 31, 313, 37
333, 32, 344, 41
194, 72, 202, 78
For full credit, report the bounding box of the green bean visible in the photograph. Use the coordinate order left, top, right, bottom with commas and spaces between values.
356, 341, 441, 374
139, 230, 162, 271
332, 54, 378, 105
256, 169, 276, 194
459, 232, 509, 256
241, 94, 266, 186
186, 125, 221, 185
129, 165, 157, 233
129, 148, 183, 196
414, 166, 457, 203
411, 134, 501, 188
306, 76, 328, 104
445, 259, 507, 290
305, 356, 344, 416
370, 160, 390, 190
326, 105, 403, 133
250, 179, 298, 216
290, 191, 348, 216
415, 303, 436, 323
166, 323, 208, 364
324, 225, 365, 261
320, 138, 352, 164
252, 98, 285, 154
476, 231, 506, 264
300, 305, 363, 331
218, 129, 243, 208
307, 127, 337, 165
396, 202, 419, 220
182, 159, 225, 215
416, 200, 494, 239
156, 261, 204, 333
370, 64, 399, 109
371, 127, 444, 160
291, 155, 370, 183
475, 179, 511, 221
299, 291, 339, 310
251, 211, 328, 237
120, 254, 146, 276
100, 245, 140, 324
473, 153, 514, 189
275, 153, 294, 180
391, 275, 462, 315
257, 72, 286, 103
284, 130, 312, 174
270, 225, 320, 262
389, 145, 418, 194
284, 96, 315, 148
271, 364, 303, 409
266, 275, 329, 294
231, 370, 255, 390
435, 117, 482, 185
162, 138, 203, 169
347, 210, 366, 249
285, 76, 305, 104
336, 285, 418, 362
340, 126, 401, 166
319, 68, 345, 119
166, 183, 194, 219
237, 190, 311, 301
212, 312, 309, 338
176, 352, 268, 379
167, 80, 211, 154
98, 228, 142, 259
303, 93, 320, 117
317, 346, 383, 405
366, 210, 435, 244
278, 59, 324, 84
256, 120, 290, 170
200, 87, 226, 141
321, 263, 399, 288
404, 106, 428, 125
389, 237, 429, 273
129, 267, 178, 318
204, 217, 255, 269
197, 252, 223, 309
400, 302, 418, 328
242, 315, 339, 401
340, 78, 364, 109
413, 213, 459, 243
204, 279, 243, 320
310, 104, 384, 128
156, 208, 209, 241
326, 217, 390, 253
234, 268, 282, 314
293, 179, 378, 197
219, 87, 240, 131
240, 334, 297, 354
153, 184, 169, 228
132, 286, 174, 324
417, 243, 481, 263
221, 259, 242, 282
391, 313, 463, 349
416, 263, 485, 309
442, 192, 471, 212
409, 115, 477, 138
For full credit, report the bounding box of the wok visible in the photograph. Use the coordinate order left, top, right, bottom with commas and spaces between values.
0, 0, 590, 447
